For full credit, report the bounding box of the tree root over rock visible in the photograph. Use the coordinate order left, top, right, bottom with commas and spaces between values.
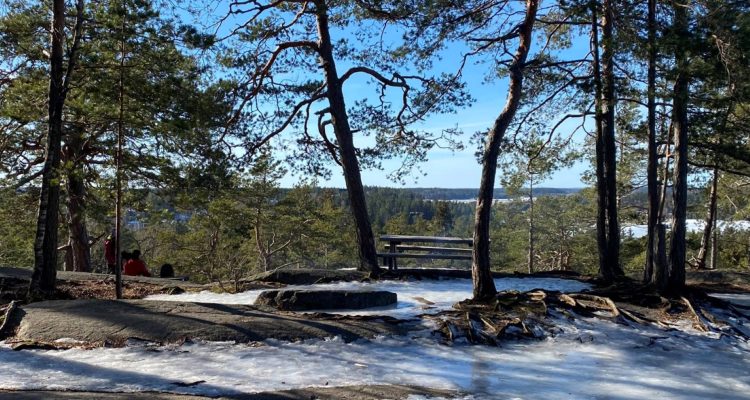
429, 289, 750, 345
0, 301, 18, 338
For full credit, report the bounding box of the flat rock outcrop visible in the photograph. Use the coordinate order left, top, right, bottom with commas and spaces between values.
255, 289, 397, 311
0, 385, 459, 399
3, 299, 406, 346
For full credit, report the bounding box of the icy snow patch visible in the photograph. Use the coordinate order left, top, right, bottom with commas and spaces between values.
146, 277, 591, 318
709, 293, 750, 308
0, 315, 748, 399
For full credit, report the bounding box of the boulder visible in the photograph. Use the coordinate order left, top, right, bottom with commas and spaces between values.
255, 289, 397, 311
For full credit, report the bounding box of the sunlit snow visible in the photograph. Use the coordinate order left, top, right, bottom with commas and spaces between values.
1, 315, 748, 399
710, 293, 750, 308
146, 277, 592, 318
2, 277, 748, 399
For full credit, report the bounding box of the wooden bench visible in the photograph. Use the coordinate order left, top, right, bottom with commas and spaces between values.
378, 235, 473, 270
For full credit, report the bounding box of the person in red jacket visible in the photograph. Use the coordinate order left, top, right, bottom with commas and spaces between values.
123, 250, 151, 277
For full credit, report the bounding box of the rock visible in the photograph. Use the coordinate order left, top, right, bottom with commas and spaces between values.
161, 286, 185, 295
244, 268, 367, 285
7, 299, 406, 346
255, 289, 397, 311
0, 385, 461, 399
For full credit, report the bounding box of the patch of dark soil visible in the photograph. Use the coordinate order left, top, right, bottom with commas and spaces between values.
55, 279, 170, 300
0, 267, 200, 304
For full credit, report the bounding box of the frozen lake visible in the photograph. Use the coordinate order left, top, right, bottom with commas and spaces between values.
622, 219, 750, 239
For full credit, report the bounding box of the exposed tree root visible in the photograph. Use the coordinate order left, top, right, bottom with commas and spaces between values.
680, 296, 709, 333
565, 293, 620, 318
685, 293, 750, 341
431, 287, 750, 345
0, 300, 18, 339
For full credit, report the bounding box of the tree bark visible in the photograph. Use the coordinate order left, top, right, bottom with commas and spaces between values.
527, 178, 534, 274
314, 0, 380, 275
64, 132, 91, 272
29, 0, 85, 298
591, 0, 622, 283
29, 0, 67, 300
644, 0, 658, 283
115, 13, 126, 299
655, 223, 667, 285
710, 216, 718, 270
591, 3, 610, 282
665, 0, 690, 294
472, 0, 539, 300
695, 167, 718, 269
658, 138, 671, 222
655, 142, 671, 288
601, 0, 622, 279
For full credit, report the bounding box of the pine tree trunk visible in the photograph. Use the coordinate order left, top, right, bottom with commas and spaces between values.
644, 0, 659, 283
314, 0, 380, 274
601, 0, 621, 279
710, 217, 718, 270
696, 168, 718, 269
65, 133, 91, 272
655, 142, 671, 290
591, 3, 610, 282
527, 179, 534, 274
472, 0, 538, 300
29, 0, 66, 300
62, 243, 73, 271
665, 0, 690, 294
655, 223, 668, 284
115, 14, 126, 299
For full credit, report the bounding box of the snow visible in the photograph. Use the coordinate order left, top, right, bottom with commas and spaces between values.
146, 277, 592, 319
3, 277, 748, 398
710, 293, 750, 308
622, 219, 750, 239
1, 314, 748, 399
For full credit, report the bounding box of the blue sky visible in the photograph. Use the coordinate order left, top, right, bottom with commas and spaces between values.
284, 11, 592, 189
190, 1, 593, 189
278, 40, 593, 189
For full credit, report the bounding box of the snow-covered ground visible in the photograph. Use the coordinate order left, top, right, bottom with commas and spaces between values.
710, 292, 750, 308
2, 277, 749, 399
146, 277, 592, 319
1, 314, 748, 399
622, 219, 750, 239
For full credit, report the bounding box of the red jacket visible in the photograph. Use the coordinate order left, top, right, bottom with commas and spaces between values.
123, 259, 151, 277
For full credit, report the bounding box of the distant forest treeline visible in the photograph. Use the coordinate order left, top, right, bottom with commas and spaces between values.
275, 187, 581, 235
294, 187, 581, 201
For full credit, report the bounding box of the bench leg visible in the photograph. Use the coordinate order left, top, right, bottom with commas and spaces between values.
389, 242, 399, 271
